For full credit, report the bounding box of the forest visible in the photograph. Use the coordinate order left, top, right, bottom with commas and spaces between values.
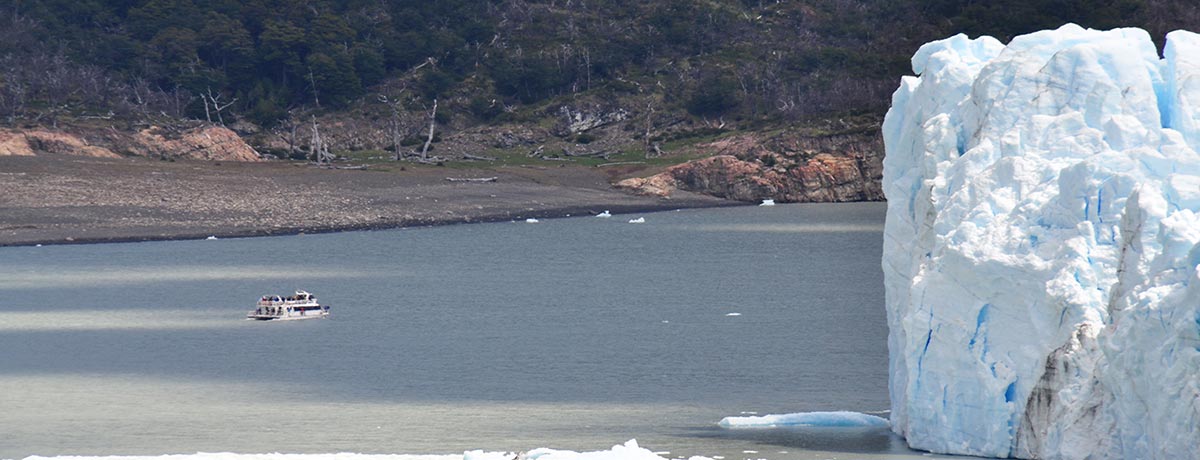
1, 0, 1194, 141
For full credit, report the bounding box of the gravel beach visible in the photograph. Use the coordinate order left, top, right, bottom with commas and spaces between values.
0, 154, 739, 246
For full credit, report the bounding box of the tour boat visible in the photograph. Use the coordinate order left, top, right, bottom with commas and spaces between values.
246, 290, 330, 321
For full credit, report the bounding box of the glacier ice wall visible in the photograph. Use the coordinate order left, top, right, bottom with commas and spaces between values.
882, 24, 1200, 459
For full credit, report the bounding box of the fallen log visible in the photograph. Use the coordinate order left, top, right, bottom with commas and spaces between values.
562, 147, 610, 158
446, 176, 498, 183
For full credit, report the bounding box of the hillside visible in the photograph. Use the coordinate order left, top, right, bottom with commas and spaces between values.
3, 0, 1196, 202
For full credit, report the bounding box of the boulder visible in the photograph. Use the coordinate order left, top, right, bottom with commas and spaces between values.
24, 130, 121, 158
0, 130, 35, 156
133, 125, 261, 161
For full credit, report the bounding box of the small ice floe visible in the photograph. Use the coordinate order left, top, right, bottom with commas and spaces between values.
597, 210, 612, 218
628, 217, 645, 224
725, 312, 742, 317
718, 411, 891, 429
525, 218, 540, 223
205, 236, 218, 240
760, 199, 776, 206
463, 439, 661, 460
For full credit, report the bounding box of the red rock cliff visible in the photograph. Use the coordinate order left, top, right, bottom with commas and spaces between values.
0, 125, 260, 161
618, 129, 882, 202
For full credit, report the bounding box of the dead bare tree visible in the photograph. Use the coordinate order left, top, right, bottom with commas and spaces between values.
272, 108, 300, 158
378, 91, 407, 160
644, 100, 662, 158
165, 87, 195, 119
308, 68, 320, 108
420, 98, 437, 161
643, 100, 654, 144
200, 88, 237, 126
1, 68, 27, 123
309, 116, 334, 164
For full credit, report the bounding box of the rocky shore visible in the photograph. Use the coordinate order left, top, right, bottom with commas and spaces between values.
0, 153, 737, 247
617, 128, 883, 202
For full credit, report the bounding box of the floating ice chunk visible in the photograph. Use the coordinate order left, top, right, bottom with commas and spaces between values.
465, 439, 712, 460
525, 218, 539, 223
759, 199, 775, 206
725, 312, 742, 317
205, 236, 218, 240
596, 210, 612, 217
718, 411, 890, 429
628, 217, 645, 223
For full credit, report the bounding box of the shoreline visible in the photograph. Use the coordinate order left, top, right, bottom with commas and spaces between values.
0, 154, 743, 247
5, 200, 744, 247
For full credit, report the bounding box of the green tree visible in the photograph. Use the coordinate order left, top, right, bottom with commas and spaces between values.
259, 19, 307, 88
686, 73, 739, 117
127, 0, 199, 39
308, 13, 355, 51
148, 27, 201, 82
198, 11, 253, 76
305, 51, 362, 107
353, 46, 387, 87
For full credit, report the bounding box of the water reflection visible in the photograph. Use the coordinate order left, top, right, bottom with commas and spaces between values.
0, 309, 241, 332
682, 223, 885, 233
0, 266, 379, 290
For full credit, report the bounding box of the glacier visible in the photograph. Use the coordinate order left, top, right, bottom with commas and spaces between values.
882, 24, 1200, 459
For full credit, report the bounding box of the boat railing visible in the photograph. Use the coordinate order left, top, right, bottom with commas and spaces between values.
252, 306, 287, 316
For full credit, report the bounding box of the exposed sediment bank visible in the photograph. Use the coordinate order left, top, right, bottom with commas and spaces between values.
0, 154, 738, 247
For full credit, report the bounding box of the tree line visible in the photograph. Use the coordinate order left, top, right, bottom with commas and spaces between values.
0, 0, 1192, 131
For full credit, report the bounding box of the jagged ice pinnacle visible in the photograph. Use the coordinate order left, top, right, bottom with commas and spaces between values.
882, 24, 1200, 459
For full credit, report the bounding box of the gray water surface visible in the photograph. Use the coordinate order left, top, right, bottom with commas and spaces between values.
0, 203, 963, 459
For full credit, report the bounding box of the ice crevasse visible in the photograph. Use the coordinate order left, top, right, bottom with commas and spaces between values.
882, 24, 1200, 459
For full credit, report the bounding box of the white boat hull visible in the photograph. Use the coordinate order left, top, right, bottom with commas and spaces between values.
246, 309, 329, 321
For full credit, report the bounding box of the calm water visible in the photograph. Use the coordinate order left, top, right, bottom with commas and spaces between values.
0, 203, 960, 459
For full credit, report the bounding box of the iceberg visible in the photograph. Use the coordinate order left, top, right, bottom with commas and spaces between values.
883, 24, 1200, 459
717, 411, 890, 429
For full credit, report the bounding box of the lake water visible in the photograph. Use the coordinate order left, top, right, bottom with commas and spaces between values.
0, 203, 965, 460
